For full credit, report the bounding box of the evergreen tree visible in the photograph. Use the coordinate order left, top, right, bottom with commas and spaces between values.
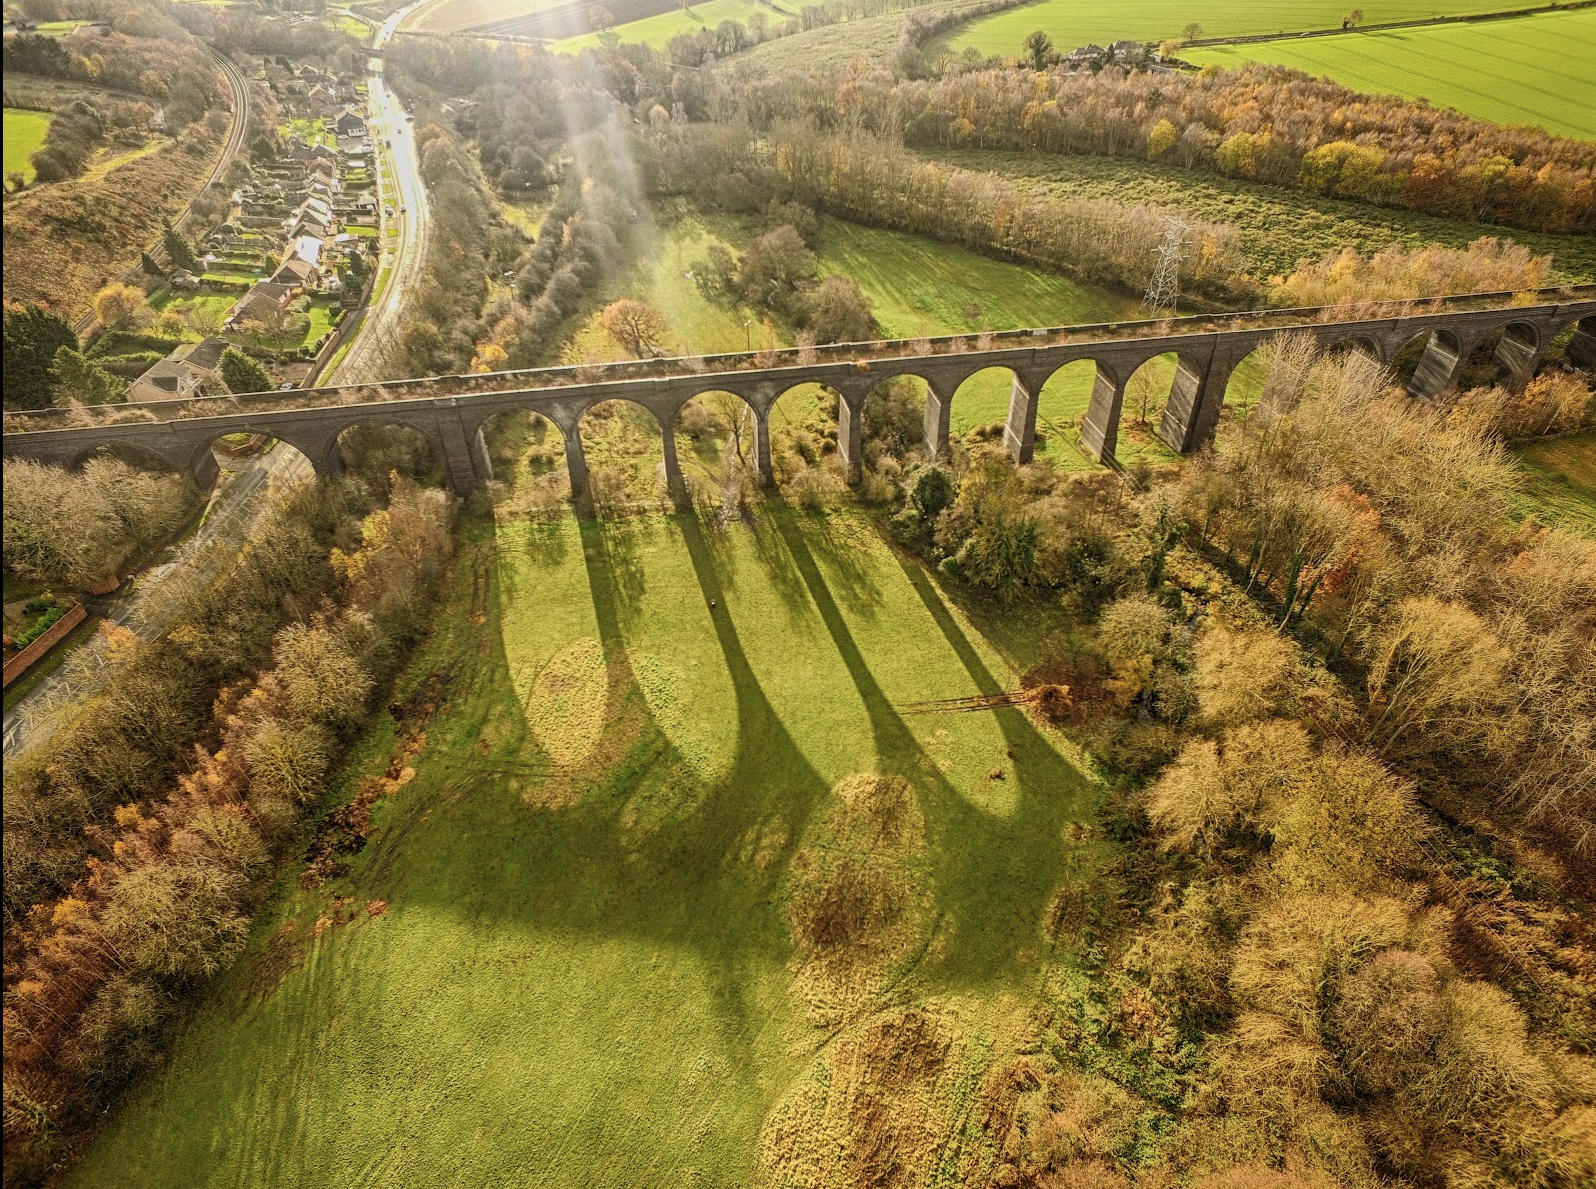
50, 347, 124, 407
220, 347, 272, 395
141, 250, 165, 277
3, 303, 78, 410
161, 217, 198, 272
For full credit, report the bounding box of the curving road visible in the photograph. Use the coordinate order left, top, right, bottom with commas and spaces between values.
324, 3, 432, 383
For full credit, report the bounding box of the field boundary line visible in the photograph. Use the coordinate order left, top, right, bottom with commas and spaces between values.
1180, 0, 1593, 50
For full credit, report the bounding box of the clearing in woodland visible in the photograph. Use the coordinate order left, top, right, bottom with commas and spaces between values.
64, 505, 1108, 1187
1184, 7, 1596, 141
3, 107, 53, 185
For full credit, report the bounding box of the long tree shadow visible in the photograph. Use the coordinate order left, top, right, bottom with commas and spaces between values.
765, 503, 1093, 990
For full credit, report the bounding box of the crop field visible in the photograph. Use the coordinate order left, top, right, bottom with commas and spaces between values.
925, 149, 1596, 284
66, 502, 1109, 1188
3, 107, 53, 185
1185, 8, 1596, 141
944, 0, 1505, 61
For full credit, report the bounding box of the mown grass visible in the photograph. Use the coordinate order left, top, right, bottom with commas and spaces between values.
65, 503, 1107, 1188
1510, 428, 1596, 537
1186, 8, 1596, 141
3, 107, 53, 185
944, 0, 1503, 61
924, 148, 1596, 283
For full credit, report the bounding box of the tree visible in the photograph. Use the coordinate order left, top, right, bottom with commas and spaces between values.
739, 225, 814, 304
1363, 597, 1508, 759
1022, 30, 1053, 70
3, 302, 78, 410
1181, 21, 1203, 41
1147, 117, 1179, 161
161, 217, 197, 273
220, 347, 272, 395
92, 282, 145, 329
141, 250, 165, 277
599, 299, 670, 358
588, 3, 614, 31
1342, 8, 1363, 28
50, 346, 124, 407
801, 275, 874, 344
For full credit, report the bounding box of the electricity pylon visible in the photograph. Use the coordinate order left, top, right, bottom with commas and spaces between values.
1142, 220, 1187, 317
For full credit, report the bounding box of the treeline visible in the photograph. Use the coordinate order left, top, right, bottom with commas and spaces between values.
1, 29, 223, 129
4, 456, 195, 588
728, 61, 1594, 234
16, 95, 157, 188
1267, 238, 1553, 308
644, 122, 1249, 300
1172, 340, 1595, 858
806, 339, 1594, 1181
2, 477, 455, 1185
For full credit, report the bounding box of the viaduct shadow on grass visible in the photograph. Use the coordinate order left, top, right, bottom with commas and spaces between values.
763, 501, 1097, 991
383, 512, 837, 1040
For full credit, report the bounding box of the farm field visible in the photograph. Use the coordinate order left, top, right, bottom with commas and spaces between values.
1185, 8, 1596, 141
3, 107, 53, 185
925, 148, 1596, 284
944, 0, 1506, 60
554, 0, 786, 49
64, 503, 1108, 1189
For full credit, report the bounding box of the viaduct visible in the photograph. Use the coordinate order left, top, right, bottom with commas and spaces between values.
5, 293, 1593, 503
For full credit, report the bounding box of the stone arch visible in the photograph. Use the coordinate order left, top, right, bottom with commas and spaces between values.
944, 366, 1021, 456
1561, 315, 1596, 371
574, 397, 676, 511
767, 380, 847, 485
1392, 327, 1466, 398
1320, 331, 1384, 363
1487, 319, 1541, 384
331, 416, 445, 491
186, 424, 324, 490
1026, 358, 1101, 464
473, 404, 572, 497
672, 388, 763, 498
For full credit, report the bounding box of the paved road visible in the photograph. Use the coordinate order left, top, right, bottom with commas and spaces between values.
3, 10, 433, 761
327, 3, 432, 383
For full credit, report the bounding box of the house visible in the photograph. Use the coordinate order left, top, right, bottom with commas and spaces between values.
1108, 38, 1147, 64
270, 256, 318, 291
333, 107, 367, 138
170, 269, 200, 289
1063, 44, 1104, 69
227, 282, 295, 328
125, 338, 229, 402
307, 84, 338, 107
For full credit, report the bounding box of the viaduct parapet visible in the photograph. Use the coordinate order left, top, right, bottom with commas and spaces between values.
6, 297, 1592, 502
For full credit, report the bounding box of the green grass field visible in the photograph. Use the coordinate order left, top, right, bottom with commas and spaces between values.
1185, 8, 1596, 141
3, 107, 54, 185
559, 208, 1190, 469
555, 0, 782, 50
925, 149, 1596, 284
945, 0, 1504, 61
1510, 429, 1596, 536
65, 505, 1108, 1188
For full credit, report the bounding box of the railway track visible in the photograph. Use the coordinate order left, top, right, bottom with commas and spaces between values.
71, 43, 252, 339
